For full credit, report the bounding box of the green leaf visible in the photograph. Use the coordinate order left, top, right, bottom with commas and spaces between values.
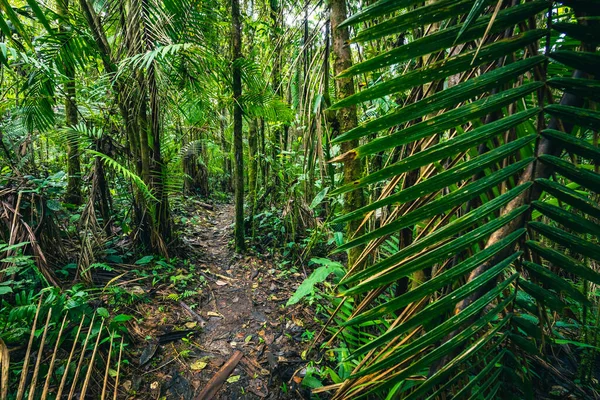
97, 307, 110, 318
135, 255, 155, 265
550, 50, 600, 75
339, 0, 424, 28
354, 88, 541, 158
539, 155, 600, 193
532, 200, 600, 236
350, 0, 485, 44
530, 222, 600, 263
547, 77, 600, 103
309, 187, 329, 209
342, 182, 531, 286
541, 129, 600, 162
335, 158, 532, 251
527, 240, 600, 285
348, 270, 516, 366
286, 262, 344, 306
545, 104, 600, 131
339, 2, 547, 78
331, 29, 546, 110
522, 261, 590, 305
334, 56, 545, 143
518, 279, 566, 313
536, 178, 600, 219
25, 0, 53, 33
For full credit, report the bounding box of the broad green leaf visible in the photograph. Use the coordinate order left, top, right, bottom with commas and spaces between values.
25, 0, 53, 33
341, 206, 526, 295
522, 261, 590, 305
354, 89, 541, 158
545, 104, 600, 131
331, 30, 546, 110
334, 56, 545, 143
536, 178, 600, 219
518, 279, 566, 313
550, 50, 600, 75
539, 155, 600, 193
351, 0, 487, 44
530, 222, 600, 263
335, 158, 532, 251
347, 268, 516, 366
344, 247, 522, 321
541, 129, 600, 162
527, 240, 600, 285
286, 263, 344, 306
342, 182, 531, 286
547, 77, 600, 102
453, 350, 505, 399
340, 2, 547, 78
334, 134, 535, 218
532, 200, 600, 236
339, 0, 423, 28
412, 334, 509, 400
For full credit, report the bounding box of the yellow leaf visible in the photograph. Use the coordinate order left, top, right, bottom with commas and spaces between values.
227, 375, 240, 383
190, 360, 208, 371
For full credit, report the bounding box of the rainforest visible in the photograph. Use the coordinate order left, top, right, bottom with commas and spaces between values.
0, 0, 599, 398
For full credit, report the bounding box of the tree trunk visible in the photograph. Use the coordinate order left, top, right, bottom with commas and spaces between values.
330, 0, 365, 268
232, 0, 245, 252
220, 107, 232, 192
270, 0, 282, 190
248, 119, 258, 237
58, 0, 82, 205
142, 0, 171, 249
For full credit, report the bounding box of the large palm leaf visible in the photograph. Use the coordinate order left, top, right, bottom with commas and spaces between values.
330, 0, 599, 398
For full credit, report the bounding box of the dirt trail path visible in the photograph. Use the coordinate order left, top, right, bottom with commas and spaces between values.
131, 202, 313, 399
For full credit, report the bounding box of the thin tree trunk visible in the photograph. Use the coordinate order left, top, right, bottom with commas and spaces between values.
58, 0, 82, 205
219, 107, 232, 192
330, 0, 365, 268
248, 119, 258, 237
232, 0, 245, 252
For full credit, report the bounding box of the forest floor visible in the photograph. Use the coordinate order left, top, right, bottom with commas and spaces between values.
122, 200, 319, 399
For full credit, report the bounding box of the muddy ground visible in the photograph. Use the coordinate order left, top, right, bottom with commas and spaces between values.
118, 200, 322, 399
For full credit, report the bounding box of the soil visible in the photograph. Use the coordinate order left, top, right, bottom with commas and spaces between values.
122, 200, 318, 399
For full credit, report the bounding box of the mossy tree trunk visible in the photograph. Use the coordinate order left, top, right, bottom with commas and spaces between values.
248, 119, 258, 236
330, 0, 365, 268
58, 0, 82, 206
232, 0, 245, 252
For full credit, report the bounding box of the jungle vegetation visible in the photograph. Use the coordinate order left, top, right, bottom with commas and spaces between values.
0, 0, 599, 398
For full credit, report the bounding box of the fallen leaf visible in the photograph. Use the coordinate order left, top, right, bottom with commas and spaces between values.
185, 321, 197, 329
215, 280, 228, 286
139, 343, 158, 366
227, 375, 241, 383
190, 360, 208, 371
207, 311, 222, 318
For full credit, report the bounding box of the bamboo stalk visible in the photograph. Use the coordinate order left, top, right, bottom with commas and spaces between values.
100, 333, 114, 400
55, 313, 88, 399
28, 307, 53, 400
41, 313, 68, 400
113, 337, 124, 400
67, 313, 97, 400
79, 319, 105, 399
16, 294, 44, 400
0, 339, 10, 400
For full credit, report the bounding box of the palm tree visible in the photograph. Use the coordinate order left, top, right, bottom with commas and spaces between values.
328, 0, 600, 398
